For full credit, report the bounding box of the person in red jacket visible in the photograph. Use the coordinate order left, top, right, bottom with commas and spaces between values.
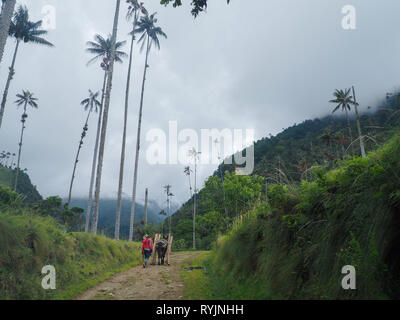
142, 234, 153, 268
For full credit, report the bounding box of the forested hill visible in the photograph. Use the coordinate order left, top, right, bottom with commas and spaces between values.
68, 198, 165, 240
171, 93, 400, 250
0, 165, 42, 203
0, 164, 165, 241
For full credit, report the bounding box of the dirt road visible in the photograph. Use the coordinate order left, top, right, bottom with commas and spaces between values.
76, 253, 197, 300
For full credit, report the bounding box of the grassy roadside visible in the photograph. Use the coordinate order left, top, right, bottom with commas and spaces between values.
206, 136, 400, 300
0, 209, 143, 300
180, 251, 215, 300
61, 244, 143, 300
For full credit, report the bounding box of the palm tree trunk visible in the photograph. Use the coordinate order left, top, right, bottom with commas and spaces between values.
115, 15, 138, 240
129, 35, 150, 241
67, 108, 92, 208
85, 71, 106, 232
14, 100, 26, 192
352, 86, 366, 158
345, 107, 354, 155
218, 167, 229, 228
144, 188, 148, 226
0, 39, 19, 129
0, 0, 16, 67
188, 174, 193, 198
91, 0, 121, 235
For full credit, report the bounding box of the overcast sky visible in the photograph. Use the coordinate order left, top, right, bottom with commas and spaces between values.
1, 0, 399, 208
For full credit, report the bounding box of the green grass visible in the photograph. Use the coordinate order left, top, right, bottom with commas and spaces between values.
201, 135, 400, 300
0, 209, 142, 300
180, 251, 215, 300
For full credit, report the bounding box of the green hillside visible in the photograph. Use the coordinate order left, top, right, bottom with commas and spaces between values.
192, 135, 400, 299
171, 93, 400, 250
0, 186, 142, 300
0, 165, 42, 204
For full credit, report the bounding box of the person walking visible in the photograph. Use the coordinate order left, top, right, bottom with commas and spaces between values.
142, 234, 153, 268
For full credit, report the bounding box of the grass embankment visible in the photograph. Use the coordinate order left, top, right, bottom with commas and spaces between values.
185, 136, 400, 300
180, 251, 213, 300
0, 208, 142, 300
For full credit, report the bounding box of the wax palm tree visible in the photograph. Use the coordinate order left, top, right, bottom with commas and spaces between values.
128, 12, 167, 241
115, 0, 147, 240
86, 34, 127, 66
0, 0, 16, 66
85, 34, 127, 232
5, 151, 10, 166
189, 147, 200, 249
91, 0, 122, 235
350, 86, 366, 158
330, 89, 355, 155
11, 152, 15, 168
319, 129, 336, 154
0, 5, 53, 129
67, 90, 101, 209
184, 166, 193, 197
0, 150, 6, 165
13, 90, 38, 191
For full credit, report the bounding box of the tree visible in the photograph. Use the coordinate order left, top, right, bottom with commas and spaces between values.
13, 90, 38, 191
0, 5, 53, 129
115, 0, 147, 240
184, 166, 193, 197
160, 0, 231, 17
31, 196, 84, 232
67, 90, 101, 209
128, 12, 167, 241
330, 89, 355, 155
85, 34, 127, 232
0, 0, 16, 66
319, 129, 336, 160
164, 184, 174, 235
351, 86, 366, 158
91, 0, 122, 235
189, 147, 200, 249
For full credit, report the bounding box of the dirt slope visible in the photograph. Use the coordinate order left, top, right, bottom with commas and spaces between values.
76, 253, 196, 300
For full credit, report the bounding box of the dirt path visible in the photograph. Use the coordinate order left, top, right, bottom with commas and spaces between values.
76, 253, 197, 300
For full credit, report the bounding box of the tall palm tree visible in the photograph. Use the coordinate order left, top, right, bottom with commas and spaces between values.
184, 166, 193, 197
0, 5, 53, 129
0, 0, 16, 66
128, 12, 167, 241
330, 88, 355, 155
5, 151, 10, 166
85, 34, 127, 232
351, 86, 366, 158
11, 152, 15, 168
188, 147, 200, 249
91, 0, 122, 235
67, 90, 101, 208
13, 90, 38, 191
115, 0, 147, 240
319, 129, 335, 153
